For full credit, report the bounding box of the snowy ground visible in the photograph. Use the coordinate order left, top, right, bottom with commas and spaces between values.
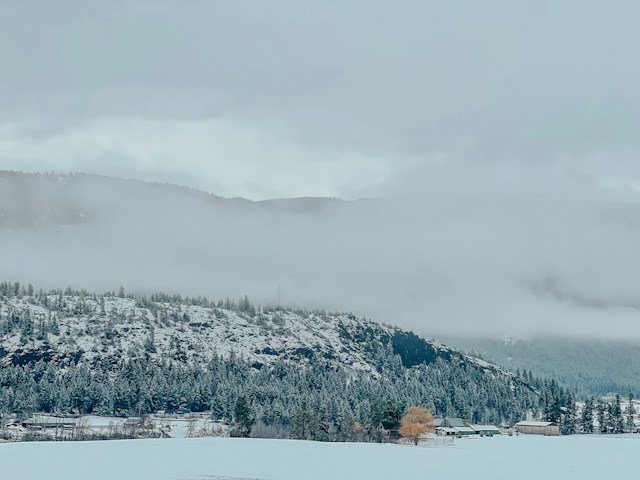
1, 434, 638, 480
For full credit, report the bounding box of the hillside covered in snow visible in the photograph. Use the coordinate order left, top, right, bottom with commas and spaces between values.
1, 284, 523, 380
0, 283, 549, 430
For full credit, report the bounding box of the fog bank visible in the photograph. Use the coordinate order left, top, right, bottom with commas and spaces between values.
2, 172, 640, 339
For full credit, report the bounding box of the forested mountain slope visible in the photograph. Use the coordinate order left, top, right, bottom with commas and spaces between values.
441, 336, 640, 399
0, 284, 549, 430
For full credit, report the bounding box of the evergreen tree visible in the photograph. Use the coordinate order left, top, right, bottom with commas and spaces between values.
370, 398, 403, 431
596, 400, 607, 433
337, 409, 355, 441
612, 394, 624, 434
292, 400, 312, 440
625, 393, 636, 433
313, 406, 330, 441
580, 397, 594, 433
20, 311, 34, 343
561, 393, 577, 435
232, 395, 254, 437
143, 330, 157, 354
544, 394, 562, 424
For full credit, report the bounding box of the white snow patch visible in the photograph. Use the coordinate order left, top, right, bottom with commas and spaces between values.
0, 435, 638, 480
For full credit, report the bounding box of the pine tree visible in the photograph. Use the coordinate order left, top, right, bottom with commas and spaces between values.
596, 400, 607, 433
49, 314, 60, 335
337, 408, 355, 441
545, 394, 562, 424
313, 406, 330, 441
143, 330, 157, 353
612, 394, 624, 434
36, 317, 46, 340
292, 400, 312, 440
625, 393, 636, 433
20, 311, 34, 343
581, 397, 594, 433
561, 393, 577, 435
232, 395, 254, 437
371, 399, 403, 431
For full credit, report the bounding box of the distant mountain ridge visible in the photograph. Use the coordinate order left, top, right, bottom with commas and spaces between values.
0, 170, 347, 229
441, 335, 640, 398
0, 170, 379, 321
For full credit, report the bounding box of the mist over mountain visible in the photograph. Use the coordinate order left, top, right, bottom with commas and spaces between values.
3, 170, 640, 340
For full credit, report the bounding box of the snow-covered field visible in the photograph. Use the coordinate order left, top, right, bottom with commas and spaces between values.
1, 435, 638, 480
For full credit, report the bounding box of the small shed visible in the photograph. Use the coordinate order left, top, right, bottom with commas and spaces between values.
515, 421, 560, 436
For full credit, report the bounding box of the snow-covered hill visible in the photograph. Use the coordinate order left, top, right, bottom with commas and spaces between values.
0, 289, 525, 387
0, 285, 549, 427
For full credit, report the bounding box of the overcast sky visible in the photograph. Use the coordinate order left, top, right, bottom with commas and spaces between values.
2, 2, 640, 339
1, 1, 640, 200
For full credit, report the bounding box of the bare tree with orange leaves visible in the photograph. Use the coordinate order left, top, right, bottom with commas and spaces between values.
398, 406, 434, 445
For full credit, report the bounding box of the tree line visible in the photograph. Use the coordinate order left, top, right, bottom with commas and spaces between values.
0, 348, 542, 442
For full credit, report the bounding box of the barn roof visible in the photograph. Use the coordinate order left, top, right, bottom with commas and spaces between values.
445, 418, 467, 427
471, 424, 500, 431
23, 415, 78, 425
515, 421, 555, 427
454, 426, 476, 433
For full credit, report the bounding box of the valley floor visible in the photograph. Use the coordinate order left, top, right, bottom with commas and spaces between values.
1, 434, 638, 480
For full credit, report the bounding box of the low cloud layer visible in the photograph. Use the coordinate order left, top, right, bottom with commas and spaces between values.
2, 173, 640, 340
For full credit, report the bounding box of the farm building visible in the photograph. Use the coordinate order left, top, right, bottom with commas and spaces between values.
515, 421, 560, 436
433, 417, 467, 429
452, 426, 476, 436
434, 418, 499, 436
470, 425, 501, 436
22, 415, 78, 430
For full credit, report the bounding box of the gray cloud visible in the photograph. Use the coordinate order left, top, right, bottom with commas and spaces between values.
1, 1, 640, 199
2, 2, 640, 339
3, 172, 640, 340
